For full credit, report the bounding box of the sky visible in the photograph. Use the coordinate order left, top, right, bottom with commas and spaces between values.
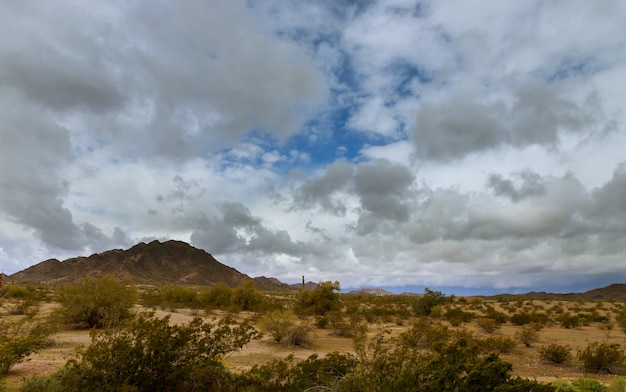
1, 1, 626, 295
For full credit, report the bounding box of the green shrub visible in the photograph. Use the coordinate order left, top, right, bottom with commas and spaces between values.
477, 317, 501, 333
296, 281, 341, 316
412, 288, 450, 316
560, 313, 580, 329
444, 308, 474, 325
398, 319, 451, 349
54, 312, 261, 391
198, 282, 233, 310
158, 285, 199, 307
56, 275, 136, 328
482, 336, 517, 354
0, 319, 53, 374
540, 344, 572, 364
281, 322, 313, 347
329, 314, 367, 338
231, 280, 262, 311
510, 312, 547, 326
609, 377, 626, 392
515, 325, 541, 347
0, 284, 35, 299
578, 342, 624, 374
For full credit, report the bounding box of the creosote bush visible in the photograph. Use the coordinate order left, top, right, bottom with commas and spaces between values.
515, 324, 541, 347
56, 275, 136, 329
260, 310, 312, 347
539, 344, 572, 364
578, 342, 625, 374
53, 312, 262, 391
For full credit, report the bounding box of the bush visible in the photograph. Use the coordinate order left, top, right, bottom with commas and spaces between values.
260, 310, 312, 346
157, 285, 199, 308
198, 282, 233, 310
56, 275, 136, 328
510, 312, 547, 326
412, 288, 450, 316
551, 378, 609, 392
0, 319, 53, 374
560, 313, 580, 329
260, 310, 297, 343
231, 280, 263, 311
477, 317, 501, 334
281, 323, 313, 347
296, 281, 341, 316
329, 314, 367, 338
482, 336, 517, 354
540, 344, 572, 364
578, 342, 624, 374
444, 308, 475, 325
515, 325, 541, 347
54, 312, 262, 391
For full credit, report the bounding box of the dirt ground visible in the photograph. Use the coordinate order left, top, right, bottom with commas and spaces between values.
3, 300, 626, 389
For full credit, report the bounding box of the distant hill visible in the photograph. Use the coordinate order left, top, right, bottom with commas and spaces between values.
348, 288, 394, 296
8, 240, 290, 290
488, 283, 626, 301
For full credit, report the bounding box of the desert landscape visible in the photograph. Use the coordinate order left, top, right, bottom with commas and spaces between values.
3, 242, 626, 391
0, 285, 626, 390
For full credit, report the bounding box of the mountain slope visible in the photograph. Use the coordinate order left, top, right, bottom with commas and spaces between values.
9, 240, 286, 289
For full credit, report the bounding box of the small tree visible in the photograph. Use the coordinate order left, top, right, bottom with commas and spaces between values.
412, 288, 449, 316
56, 275, 136, 328
231, 280, 262, 311
296, 281, 341, 316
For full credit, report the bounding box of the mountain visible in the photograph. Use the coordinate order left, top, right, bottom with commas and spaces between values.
8, 240, 289, 290
348, 288, 394, 296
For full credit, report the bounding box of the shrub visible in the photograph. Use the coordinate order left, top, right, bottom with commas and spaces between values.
477, 317, 501, 334
260, 310, 312, 346
281, 323, 313, 347
578, 342, 624, 374
329, 314, 367, 338
0, 319, 53, 374
510, 312, 547, 326
515, 325, 541, 347
540, 344, 572, 364
56, 275, 136, 328
412, 288, 450, 316
445, 308, 474, 326
55, 312, 262, 391
560, 313, 580, 329
296, 281, 341, 316
399, 319, 451, 349
231, 280, 263, 311
158, 285, 199, 307
198, 282, 233, 310
482, 336, 517, 354
609, 377, 626, 392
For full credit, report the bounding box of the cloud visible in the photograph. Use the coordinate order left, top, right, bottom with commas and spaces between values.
487, 170, 547, 202
191, 202, 322, 259
293, 160, 354, 214
412, 81, 615, 162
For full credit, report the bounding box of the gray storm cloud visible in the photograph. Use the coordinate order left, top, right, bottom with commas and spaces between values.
412, 82, 614, 162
